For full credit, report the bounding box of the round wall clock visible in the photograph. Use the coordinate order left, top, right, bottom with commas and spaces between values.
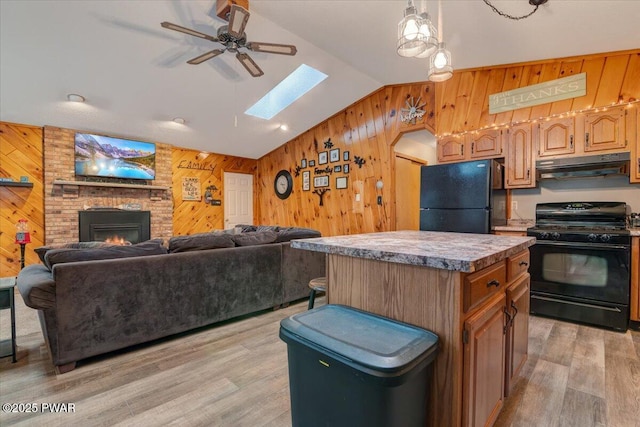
274, 170, 293, 199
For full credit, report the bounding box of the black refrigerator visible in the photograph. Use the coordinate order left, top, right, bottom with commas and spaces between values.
419, 159, 507, 234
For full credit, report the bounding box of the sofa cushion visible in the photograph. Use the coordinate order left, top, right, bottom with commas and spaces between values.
235, 224, 257, 232
34, 241, 112, 264
232, 230, 278, 246
168, 232, 235, 253
16, 264, 56, 310
44, 239, 167, 270
275, 227, 322, 243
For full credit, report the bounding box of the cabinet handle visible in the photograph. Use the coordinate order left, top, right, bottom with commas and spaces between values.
487, 279, 500, 288
519, 261, 529, 267
569, 135, 574, 148
503, 307, 512, 334
461, 145, 464, 156
527, 169, 530, 178
511, 301, 519, 319
585, 132, 589, 146
471, 142, 475, 153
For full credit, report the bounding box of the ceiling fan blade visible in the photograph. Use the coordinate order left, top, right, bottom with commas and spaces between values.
236, 52, 264, 77
227, 5, 250, 39
187, 49, 224, 65
161, 22, 218, 43
247, 42, 297, 56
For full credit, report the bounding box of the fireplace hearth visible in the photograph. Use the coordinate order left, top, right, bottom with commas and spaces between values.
79, 210, 151, 244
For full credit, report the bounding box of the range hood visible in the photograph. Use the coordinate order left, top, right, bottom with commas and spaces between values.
536, 152, 630, 180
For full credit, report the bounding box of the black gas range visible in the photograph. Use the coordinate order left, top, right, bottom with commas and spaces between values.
527, 202, 630, 331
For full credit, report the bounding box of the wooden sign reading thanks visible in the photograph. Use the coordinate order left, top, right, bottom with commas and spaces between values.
489, 73, 586, 114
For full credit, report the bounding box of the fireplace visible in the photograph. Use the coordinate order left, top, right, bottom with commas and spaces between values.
79, 210, 151, 244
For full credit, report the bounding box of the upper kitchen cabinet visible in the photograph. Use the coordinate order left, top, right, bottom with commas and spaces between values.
505, 124, 535, 189
438, 128, 504, 163
437, 134, 466, 163
469, 128, 504, 159
536, 117, 575, 157
582, 105, 628, 153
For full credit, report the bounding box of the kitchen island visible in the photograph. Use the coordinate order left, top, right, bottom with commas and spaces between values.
291, 230, 536, 427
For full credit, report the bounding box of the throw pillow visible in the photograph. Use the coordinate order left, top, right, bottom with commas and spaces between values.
168, 232, 235, 253
232, 230, 278, 247
275, 227, 321, 243
44, 239, 167, 270
34, 241, 113, 264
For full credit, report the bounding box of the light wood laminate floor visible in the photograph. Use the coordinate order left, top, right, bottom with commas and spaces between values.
1, 289, 639, 427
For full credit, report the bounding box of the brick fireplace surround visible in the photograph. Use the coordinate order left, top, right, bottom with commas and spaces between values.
43, 126, 173, 244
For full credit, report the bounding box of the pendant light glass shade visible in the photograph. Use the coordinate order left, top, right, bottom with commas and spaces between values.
428, 42, 453, 82
414, 13, 438, 59
397, 4, 427, 57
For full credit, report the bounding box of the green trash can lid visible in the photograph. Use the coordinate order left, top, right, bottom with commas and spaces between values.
280, 304, 438, 373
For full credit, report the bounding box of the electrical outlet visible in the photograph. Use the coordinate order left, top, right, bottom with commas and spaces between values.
511, 201, 518, 211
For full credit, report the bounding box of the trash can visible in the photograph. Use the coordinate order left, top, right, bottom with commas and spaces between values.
280, 304, 439, 427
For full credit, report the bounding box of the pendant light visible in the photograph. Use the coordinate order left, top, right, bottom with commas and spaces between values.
415, 0, 438, 59
427, 0, 453, 82
397, 0, 427, 57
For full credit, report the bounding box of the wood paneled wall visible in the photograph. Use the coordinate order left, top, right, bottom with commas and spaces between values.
257, 50, 639, 237
256, 84, 436, 236
0, 122, 44, 277
437, 49, 640, 135
172, 149, 257, 235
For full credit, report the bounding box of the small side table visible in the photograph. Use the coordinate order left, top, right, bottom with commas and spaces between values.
0, 277, 17, 363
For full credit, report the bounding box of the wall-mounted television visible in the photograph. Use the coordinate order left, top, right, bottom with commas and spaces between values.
74, 133, 156, 180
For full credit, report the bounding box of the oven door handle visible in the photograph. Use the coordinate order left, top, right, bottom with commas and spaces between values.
531, 295, 623, 313
532, 241, 630, 251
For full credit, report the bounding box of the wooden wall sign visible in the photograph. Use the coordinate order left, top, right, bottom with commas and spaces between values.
182, 177, 201, 201
489, 73, 586, 114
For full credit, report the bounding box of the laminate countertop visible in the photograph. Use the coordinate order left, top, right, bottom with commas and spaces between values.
291, 230, 536, 273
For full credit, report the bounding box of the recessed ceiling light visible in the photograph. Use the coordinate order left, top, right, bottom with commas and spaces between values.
279, 124, 288, 131
172, 117, 186, 125
67, 93, 85, 103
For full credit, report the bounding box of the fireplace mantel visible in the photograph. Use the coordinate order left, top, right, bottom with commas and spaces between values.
53, 179, 169, 191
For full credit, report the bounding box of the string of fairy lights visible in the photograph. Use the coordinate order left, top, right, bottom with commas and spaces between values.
434, 99, 639, 139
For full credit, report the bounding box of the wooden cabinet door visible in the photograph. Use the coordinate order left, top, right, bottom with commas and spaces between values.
463, 291, 506, 427
505, 273, 530, 396
437, 135, 466, 163
583, 106, 627, 152
537, 117, 575, 157
505, 124, 535, 189
631, 237, 639, 322
470, 128, 503, 159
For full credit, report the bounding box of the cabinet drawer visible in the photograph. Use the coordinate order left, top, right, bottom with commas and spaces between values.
507, 250, 530, 282
464, 260, 507, 312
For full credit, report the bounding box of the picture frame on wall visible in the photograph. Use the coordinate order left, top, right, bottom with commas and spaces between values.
309, 160, 315, 167
330, 148, 340, 163
302, 170, 310, 191
301, 158, 307, 168
343, 151, 350, 161
318, 151, 328, 165
333, 165, 342, 173
336, 176, 348, 189
314, 175, 329, 187
343, 164, 350, 174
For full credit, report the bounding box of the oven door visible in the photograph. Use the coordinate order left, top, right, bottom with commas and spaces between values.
529, 240, 630, 304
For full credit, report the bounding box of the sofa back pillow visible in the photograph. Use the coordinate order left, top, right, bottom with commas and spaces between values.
44, 239, 167, 270
168, 232, 235, 253
275, 227, 321, 243
232, 230, 278, 246
34, 241, 112, 264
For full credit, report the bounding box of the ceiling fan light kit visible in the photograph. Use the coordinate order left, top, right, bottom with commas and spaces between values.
161, 4, 297, 77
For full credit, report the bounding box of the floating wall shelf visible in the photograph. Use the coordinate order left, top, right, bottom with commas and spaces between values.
53, 180, 169, 191
0, 181, 34, 188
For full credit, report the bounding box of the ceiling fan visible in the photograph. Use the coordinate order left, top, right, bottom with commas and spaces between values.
161, 4, 297, 77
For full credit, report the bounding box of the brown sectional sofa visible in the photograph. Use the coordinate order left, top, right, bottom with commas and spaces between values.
17, 227, 325, 373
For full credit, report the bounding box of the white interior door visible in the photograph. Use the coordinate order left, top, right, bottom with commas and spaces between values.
224, 172, 254, 229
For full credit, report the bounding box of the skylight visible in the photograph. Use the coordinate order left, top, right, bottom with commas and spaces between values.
244, 64, 328, 120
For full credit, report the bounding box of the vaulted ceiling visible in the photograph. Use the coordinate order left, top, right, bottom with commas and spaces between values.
1, 0, 639, 158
